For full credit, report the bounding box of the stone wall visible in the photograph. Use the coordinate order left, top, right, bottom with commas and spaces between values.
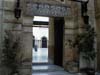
63, 0, 79, 72
63, 0, 96, 72
0, 0, 4, 64
0, 0, 4, 74
95, 0, 100, 72
0, 0, 33, 75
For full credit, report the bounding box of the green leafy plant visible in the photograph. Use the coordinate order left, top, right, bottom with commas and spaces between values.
72, 24, 96, 74
2, 30, 21, 75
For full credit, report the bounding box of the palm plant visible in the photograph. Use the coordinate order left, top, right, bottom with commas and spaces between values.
2, 30, 21, 75
72, 24, 96, 74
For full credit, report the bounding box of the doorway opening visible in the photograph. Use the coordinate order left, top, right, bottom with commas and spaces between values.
32, 16, 49, 64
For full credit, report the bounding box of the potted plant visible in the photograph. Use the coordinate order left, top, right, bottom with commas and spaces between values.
73, 24, 96, 75
2, 30, 21, 75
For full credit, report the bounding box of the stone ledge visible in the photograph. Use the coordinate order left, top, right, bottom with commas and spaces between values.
3, 19, 22, 24
23, 26, 32, 33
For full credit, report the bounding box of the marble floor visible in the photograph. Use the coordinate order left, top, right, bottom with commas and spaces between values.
32, 64, 78, 75
32, 48, 100, 75
32, 48, 48, 63
32, 48, 76, 75
32, 64, 100, 75
32, 64, 64, 72
32, 48, 78, 75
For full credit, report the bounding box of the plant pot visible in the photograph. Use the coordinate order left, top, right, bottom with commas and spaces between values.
80, 68, 95, 75
10, 70, 19, 75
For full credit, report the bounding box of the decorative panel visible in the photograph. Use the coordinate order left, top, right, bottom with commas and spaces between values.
24, 2, 68, 17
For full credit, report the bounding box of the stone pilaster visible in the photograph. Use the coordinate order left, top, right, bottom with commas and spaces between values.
20, 16, 33, 75
95, 0, 100, 72
63, 0, 79, 72
21, 16, 33, 62
0, 0, 4, 64
48, 17, 55, 64
0, 1, 4, 75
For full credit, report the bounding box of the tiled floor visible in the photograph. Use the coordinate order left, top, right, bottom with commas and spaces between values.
32, 64, 100, 75
32, 48, 100, 75
32, 64, 79, 75
32, 48, 78, 75
32, 64, 64, 72
32, 48, 75, 75
32, 71, 72, 75
32, 48, 48, 63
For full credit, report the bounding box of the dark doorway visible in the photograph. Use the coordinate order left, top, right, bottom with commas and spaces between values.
54, 17, 64, 66
41, 36, 47, 48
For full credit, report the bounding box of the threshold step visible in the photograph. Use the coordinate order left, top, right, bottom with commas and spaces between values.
32, 64, 64, 72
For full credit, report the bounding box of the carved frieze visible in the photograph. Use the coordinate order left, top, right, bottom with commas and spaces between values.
24, 1, 68, 17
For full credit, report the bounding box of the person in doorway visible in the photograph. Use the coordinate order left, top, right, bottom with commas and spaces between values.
34, 45, 38, 52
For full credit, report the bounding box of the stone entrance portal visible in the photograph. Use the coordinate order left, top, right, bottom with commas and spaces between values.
23, 0, 68, 65
0, 0, 80, 75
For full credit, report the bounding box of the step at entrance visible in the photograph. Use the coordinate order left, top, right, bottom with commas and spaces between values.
32, 64, 78, 75
32, 64, 64, 72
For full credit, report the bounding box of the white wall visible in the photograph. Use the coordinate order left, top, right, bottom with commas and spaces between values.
33, 27, 49, 40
